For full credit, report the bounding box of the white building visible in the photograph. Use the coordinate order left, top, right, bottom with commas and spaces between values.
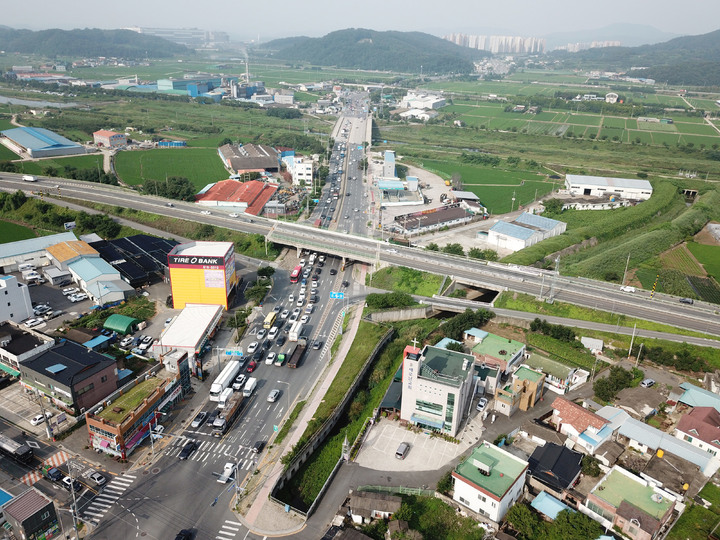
565, 174, 653, 201
0, 275, 33, 323
0, 320, 55, 374
452, 441, 528, 522
400, 92, 446, 110
0, 232, 77, 274
400, 344, 475, 437
152, 304, 223, 377
398, 109, 438, 122
487, 212, 567, 253
282, 156, 314, 186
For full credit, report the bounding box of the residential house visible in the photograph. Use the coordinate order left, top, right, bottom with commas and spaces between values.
618, 417, 719, 477
2, 488, 60, 540
530, 491, 574, 521
549, 397, 611, 454
674, 406, 720, 461
581, 466, 678, 540
452, 441, 528, 522
348, 491, 401, 525
527, 443, 583, 498
470, 333, 526, 375
678, 381, 720, 412
494, 366, 545, 417
0, 320, 55, 375
523, 353, 589, 395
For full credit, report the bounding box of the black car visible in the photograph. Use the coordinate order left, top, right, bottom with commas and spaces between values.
178, 440, 196, 460
312, 340, 323, 350
252, 350, 263, 362
45, 467, 63, 482
252, 440, 265, 454
175, 530, 193, 540
342, 280, 349, 287
263, 340, 272, 349
315, 268, 321, 275
330, 269, 337, 276
207, 409, 220, 425
276, 335, 287, 347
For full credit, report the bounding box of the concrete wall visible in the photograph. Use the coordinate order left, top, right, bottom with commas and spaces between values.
367, 306, 434, 322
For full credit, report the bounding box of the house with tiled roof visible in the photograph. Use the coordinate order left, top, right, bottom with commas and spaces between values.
673, 406, 720, 462
348, 491, 401, 525
527, 442, 583, 497
195, 179, 279, 216
550, 397, 611, 454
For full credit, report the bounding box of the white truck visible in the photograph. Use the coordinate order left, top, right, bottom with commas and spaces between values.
242, 377, 257, 397
217, 387, 234, 409
289, 321, 303, 342
22, 175, 37, 182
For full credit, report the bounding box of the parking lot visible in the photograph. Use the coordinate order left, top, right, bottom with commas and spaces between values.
355, 415, 481, 472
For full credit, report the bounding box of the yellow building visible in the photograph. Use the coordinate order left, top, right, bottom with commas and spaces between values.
168, 241, 237, 310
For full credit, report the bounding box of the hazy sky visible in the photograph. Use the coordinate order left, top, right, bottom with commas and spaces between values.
3, 0, 719, 41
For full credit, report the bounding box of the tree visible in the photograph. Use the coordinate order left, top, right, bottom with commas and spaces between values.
446, 342, 465, 353
505, 503, 542, 540
436, 470, 453, 495
543, 198, 564, 214
257, 266, 275, 278
442, 243, 464, 256
468, 247, 484, 259
581, 455, 602, 477
218, 137, 233, 147
548, 509, 602, 540
425, 243, 439, 251
451, 172, 463, 190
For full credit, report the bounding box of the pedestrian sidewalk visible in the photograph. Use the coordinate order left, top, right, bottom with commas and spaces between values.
234, 293, 366, 536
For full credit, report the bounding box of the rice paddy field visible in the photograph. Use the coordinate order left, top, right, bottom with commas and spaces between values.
114, 147, 229, 188
0, 221, 37, 242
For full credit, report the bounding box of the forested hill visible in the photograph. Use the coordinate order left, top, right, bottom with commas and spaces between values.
263, 28, 487, 74
0, 28, 186, 58
554, 28, 720, 86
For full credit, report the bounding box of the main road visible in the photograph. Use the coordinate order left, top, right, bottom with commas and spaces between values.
1, 174, 718, 337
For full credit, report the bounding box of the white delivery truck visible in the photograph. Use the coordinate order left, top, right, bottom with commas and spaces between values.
242, 377, 257, 397
217, 387, 234, 409
289, 321, 303, 342
22, 175, 37, 182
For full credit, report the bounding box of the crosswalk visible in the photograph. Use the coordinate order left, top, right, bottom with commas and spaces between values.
20, 450, 71, 486
164, 437, 257, 469
216, 519, 244, 540
82, 474, 136, 525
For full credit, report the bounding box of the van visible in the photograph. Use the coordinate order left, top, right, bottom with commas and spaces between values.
679, 298, 694, 305
243, 377, 257, 397
395, 442, 410, 460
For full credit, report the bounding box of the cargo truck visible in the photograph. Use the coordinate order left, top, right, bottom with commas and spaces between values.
242, 377, 257, 397
287, 337, 307, 369
211, 393, 244, 436
289, 321, 303, 342
22, 175, 37, 182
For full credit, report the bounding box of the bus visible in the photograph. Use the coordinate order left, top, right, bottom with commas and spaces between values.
263, 311, 277, 329
290, 265, 302, 284
0, 433, 33, 464
209, 360, 241, 402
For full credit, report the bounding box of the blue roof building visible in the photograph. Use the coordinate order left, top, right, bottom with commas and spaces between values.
678, 382, 720, 412
531, 491, 573, 520
1, 127, 86, 158
487, 212, 567, 253
67, 258, 120, 290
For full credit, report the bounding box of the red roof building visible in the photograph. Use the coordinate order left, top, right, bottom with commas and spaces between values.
195, 179, 278, 216
674, 406, 720, 456
550, 397, 610, 453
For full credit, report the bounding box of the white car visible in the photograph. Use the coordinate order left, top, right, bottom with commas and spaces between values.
268, 327, 279, 340
69, 293, 87, 303
200, 210, 211, 215
30, 411, 52, 425
151, 425, 165, 439
62, 287, 79, 296
247, 341, 259, 354
476, 397, 489, 412
300, 315, 309, 324
229, 213, 239, 218
386, 248, 398, 254
299, 259, 306, 267
280, 309, 290, 320
24, 318, 43, 328
288, 293, 295, 303
267, 389, 280, 403
620, 286, 636, 293
265, 352, 276, 365
119, 336, 134, 348
256, 329, 266, 340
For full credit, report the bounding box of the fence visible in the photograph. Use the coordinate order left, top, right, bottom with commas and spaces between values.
357, 485, 435, 497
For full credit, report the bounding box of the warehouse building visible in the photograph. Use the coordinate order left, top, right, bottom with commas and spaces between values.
93, 129, 127, 148
151, 303, 223, 377
487, 212, 566, 252
195, 179, 278, 215
168, 241, 238, 310
393, 204, 473, 235
218, 143, 280, 173
565, 174, 653, 201
0, 127, 86, 158
0, 232, 77, 273
400, 344, 475, 437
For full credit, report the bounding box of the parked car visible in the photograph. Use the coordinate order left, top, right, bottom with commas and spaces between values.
62, 287, 79, 296
30, 411, 52, 426
476, 397, 489, 412
191, 412, 207, 428
142, 335, 154, 344
120, 336, 134, 348
24, 318, 43, 328
640, 378, 656, 388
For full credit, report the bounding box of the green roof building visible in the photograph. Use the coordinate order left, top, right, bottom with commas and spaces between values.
471, 333, 526, 375
452, 442, 528, 522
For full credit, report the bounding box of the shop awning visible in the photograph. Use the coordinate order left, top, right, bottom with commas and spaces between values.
0, 363, 20, 377
410, 413, 444, 430
99, 440, 110, 448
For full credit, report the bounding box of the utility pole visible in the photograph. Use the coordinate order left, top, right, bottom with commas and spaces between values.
622, 253, 631, 286
627, 323, 638, 361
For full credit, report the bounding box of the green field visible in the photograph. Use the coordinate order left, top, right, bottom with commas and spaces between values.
114, 147, 229, 188
0, 118, 15, 130
687, 242, 720, 282
0, 144, 19, 160
16, 154, 105, 175
0, 221, 37, 243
